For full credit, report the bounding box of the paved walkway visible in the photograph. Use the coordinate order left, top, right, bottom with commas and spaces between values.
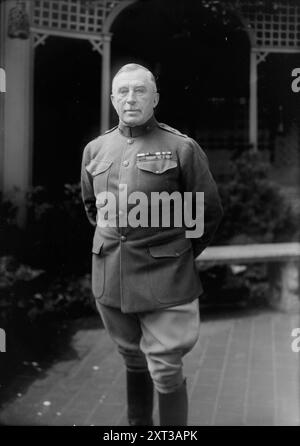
0, 307, 299, 426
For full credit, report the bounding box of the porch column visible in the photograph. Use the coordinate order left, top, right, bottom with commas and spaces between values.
100, 33, 112, 134
0, 1, 6, 191
3, 0, 34, 226
249, 49, 258, 151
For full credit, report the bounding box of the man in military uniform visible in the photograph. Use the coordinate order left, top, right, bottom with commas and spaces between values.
81, 63, 223, 426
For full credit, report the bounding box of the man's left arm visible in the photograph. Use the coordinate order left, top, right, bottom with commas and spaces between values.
179, 138, 224, 258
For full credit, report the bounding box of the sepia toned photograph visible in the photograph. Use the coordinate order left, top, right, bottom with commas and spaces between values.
0, 0, 299, 429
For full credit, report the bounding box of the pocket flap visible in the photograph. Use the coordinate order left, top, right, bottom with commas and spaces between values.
148, 237, 191, 258
137, 159, 177, 174
92, 231, 104, 254
86, 160, 112, 176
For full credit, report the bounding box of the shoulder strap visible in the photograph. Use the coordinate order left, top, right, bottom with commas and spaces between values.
104, 125, 118, 135
157, 122, 188, 138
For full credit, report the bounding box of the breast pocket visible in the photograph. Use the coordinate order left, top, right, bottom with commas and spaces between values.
86, 159, 113, 195
136, 159, 178, 193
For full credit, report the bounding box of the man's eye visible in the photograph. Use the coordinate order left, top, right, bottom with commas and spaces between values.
119, 89, 128, 95
135, 88, 145, 94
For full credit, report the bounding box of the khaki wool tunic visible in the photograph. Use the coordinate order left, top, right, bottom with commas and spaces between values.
81, 116, 223, 313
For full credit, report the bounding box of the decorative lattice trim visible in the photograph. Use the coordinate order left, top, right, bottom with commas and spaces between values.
242, 1, 300, 50
32, 0, 120, 37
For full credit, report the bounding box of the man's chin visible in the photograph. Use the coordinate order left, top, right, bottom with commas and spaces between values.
122, 117, 143, 127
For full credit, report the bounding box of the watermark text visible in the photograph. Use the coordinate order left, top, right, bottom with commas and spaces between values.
96, 186, 204, 238
291, 328, 300, 353
0, 328, 6, 352
291, 68, 300, 93
0, 68, 6, 93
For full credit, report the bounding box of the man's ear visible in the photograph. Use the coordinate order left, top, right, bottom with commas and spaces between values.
110, 94, 117, 112
153, 92, 160, 109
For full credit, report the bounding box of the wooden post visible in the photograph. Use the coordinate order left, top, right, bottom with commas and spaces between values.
2, 0, 34, 226
100, 33, 111, 134
249, 49, 258, 151
0, 1, 6, 191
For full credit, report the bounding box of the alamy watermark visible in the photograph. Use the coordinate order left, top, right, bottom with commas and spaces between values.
291, 328, 300, 353
0, 68, 6, 93
0, 328, 6, 352
291, 68, 300, 93
96, 186, 204, 238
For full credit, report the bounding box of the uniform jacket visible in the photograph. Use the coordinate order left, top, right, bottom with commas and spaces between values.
81, 116, 223, 313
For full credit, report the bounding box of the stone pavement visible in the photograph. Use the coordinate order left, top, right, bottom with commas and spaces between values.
0, 306, 299, 426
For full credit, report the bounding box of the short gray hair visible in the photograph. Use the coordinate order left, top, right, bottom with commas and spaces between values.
112, 63, 157, 93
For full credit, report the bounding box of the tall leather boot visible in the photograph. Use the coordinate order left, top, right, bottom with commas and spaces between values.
127, 369, 154, 426
158, 379, 188, 426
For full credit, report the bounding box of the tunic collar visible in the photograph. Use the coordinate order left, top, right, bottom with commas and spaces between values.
118, 115, 157, 138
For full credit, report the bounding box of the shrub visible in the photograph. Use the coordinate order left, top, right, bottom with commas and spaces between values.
22, 183, 94, 274
214, 149, 299, 245
0, 254, 96, 383
199, 149, 299, 307
0, 191, 22, 257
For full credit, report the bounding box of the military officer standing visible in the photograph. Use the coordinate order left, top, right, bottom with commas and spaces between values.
81, 63, 223, 426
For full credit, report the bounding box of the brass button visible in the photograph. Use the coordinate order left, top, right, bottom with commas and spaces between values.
127, 139, 134, 144
123, 160, 129, 167
155, 170, 160, 174
120, 235, 127, 242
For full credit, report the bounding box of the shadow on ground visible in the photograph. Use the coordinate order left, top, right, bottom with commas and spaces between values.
0, 306, 104, 410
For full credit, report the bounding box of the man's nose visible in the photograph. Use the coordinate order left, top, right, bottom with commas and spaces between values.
126, 90, 136, 104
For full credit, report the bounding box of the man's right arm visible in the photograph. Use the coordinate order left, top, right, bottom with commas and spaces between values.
81, 143, 97, 227
179, 138, 223, 258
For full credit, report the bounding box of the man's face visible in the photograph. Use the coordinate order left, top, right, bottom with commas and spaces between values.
111, 69, 159, 127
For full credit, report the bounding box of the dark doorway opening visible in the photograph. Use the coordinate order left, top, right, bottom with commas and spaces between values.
111, 0, 250, 148
33, 36, 101, 192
